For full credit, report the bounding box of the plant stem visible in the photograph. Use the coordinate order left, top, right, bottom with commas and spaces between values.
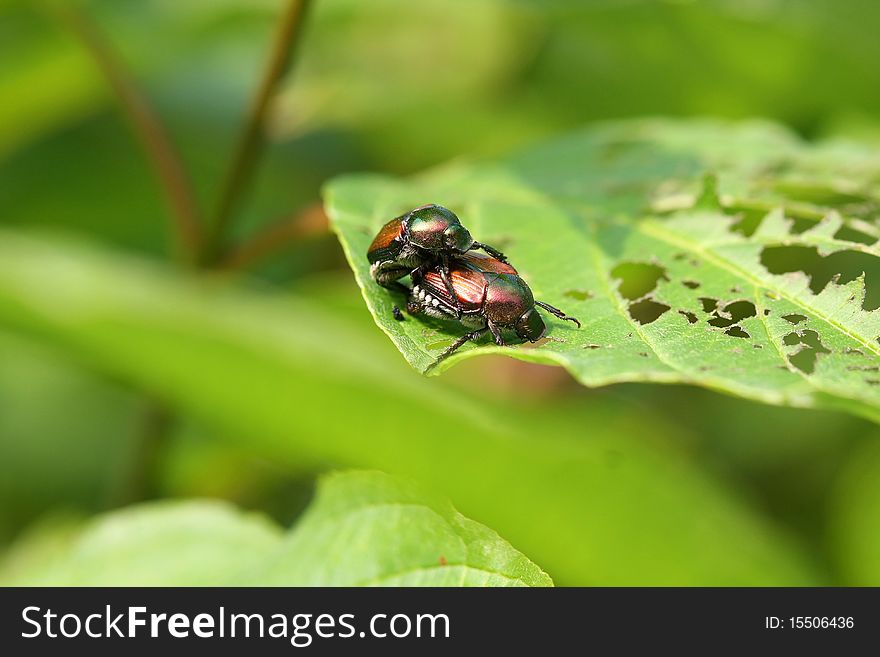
218, 202, 328, 270
206, 0, 312, 264
54, 4, 204, 265
109, 402, 174, 507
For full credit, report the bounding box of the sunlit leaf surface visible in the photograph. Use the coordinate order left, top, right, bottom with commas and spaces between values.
328, 119, 880, 422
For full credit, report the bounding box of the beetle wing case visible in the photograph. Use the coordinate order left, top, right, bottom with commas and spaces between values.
366, 217, 406, 263
420, 268, 486, 311
457, 251, 518, 275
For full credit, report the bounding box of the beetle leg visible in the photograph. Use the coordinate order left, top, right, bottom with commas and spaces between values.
472, 241, 508, 263
374, 264, 412, 287
425, 327, 489, 373
535, 300, 581, 328
439, 258, 463, 319
488, 321, 506, 346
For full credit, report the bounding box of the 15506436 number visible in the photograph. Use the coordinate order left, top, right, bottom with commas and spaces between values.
790, 617, 854, 629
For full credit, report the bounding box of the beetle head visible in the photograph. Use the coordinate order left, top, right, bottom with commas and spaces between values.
515, 308, 546, 342
443, 223, 473, 253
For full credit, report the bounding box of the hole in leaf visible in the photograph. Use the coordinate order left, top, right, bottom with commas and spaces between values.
782, 313, 807, 324
788, 216, 814, 234
584, 344, 601, 350
628, 298, 671, 325
682, 280, 701, 289
706, 300, 757, 328
763, 308, 771, 316
783, 332, 800, 346
679, 310, 698, 324
761, 245, 880, 310
726, 326, 750, 339
834, 225, 877, 246
753, 344, 763, 349
784, 329, 831, 374
844, 347, 864, 356
611, 262, 669, 300
729, 208, 766, 237
564, 289, 593, 301
699, 297, 718, 313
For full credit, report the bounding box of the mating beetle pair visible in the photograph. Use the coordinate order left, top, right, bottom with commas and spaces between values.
367, 204, 579, 370
367, 204, 506, 318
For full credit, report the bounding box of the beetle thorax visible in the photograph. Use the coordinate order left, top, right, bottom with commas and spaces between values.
484, 275, 535, 326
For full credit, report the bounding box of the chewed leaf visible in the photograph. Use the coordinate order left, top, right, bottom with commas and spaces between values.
326, 119, 880, 422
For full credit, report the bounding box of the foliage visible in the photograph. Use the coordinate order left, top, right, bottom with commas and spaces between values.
329, 119, 880, 422
0, 229, 822, 584
0, 471, 550, 586
1, 0, 880, 588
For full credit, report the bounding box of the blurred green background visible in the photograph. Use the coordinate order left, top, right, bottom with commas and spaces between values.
1, 0, 880, 585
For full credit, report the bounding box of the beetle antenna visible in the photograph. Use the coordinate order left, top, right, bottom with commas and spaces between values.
472, 241, 508, 263
425, 327, 489, 373
535, 300, 581, 328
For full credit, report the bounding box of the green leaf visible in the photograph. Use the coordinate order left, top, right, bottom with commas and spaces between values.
0, 501, 280, 586
254, 471, 551, 586
0, 229, 822, 584
1, 472, 550, 587
326, 119, 880, 422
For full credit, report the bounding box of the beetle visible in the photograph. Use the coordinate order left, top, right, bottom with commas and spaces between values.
406, 252, 580, 371
367, 204, 506, 316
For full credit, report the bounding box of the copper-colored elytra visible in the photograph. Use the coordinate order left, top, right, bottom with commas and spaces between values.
458, 251, 517, 275
423, 269, 485, 308
367, 218, 405, 251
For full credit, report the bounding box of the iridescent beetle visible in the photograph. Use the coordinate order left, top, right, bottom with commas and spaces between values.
407, 252, 580, 371
367, 204, 506, 317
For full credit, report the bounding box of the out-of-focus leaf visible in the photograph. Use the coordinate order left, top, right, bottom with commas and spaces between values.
327, 119, 880, 423
828, 436, 880, 585
0, 501, 280, 586
253, 471, 551, 586
0, 229, 821, 584
0, 514, 83, 585
276, 0, 880, 168
1, 472, 550, 586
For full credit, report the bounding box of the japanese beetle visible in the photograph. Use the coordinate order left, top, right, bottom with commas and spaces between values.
367, 204, 506, 316
406, 252, 580, 371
